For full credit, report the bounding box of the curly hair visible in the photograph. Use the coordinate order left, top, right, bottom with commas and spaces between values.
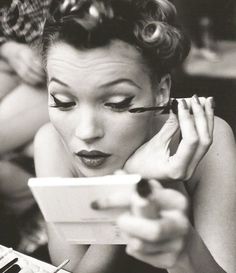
41, 0, 190, 75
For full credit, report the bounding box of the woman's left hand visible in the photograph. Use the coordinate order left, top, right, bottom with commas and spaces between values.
124, 96, 214, 181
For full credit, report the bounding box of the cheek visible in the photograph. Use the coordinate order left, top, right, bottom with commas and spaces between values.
106, 114, 152, 153
49, 109, 72, 141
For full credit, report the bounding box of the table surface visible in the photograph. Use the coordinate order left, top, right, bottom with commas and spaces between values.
183, 41, 236, 79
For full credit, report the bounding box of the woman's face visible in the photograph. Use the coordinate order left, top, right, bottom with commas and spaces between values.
47, 40, 162, 177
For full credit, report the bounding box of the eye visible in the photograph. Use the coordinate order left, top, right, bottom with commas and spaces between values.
49, 94, 76, 110
104, 96, 134, 112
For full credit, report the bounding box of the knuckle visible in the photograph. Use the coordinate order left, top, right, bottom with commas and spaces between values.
185, 170, 194, 181
200, 136, 212, 147
177, 194, 189, 211
184, 136, 199, 147
149, 225, 161, 241
169, 167, 186, 180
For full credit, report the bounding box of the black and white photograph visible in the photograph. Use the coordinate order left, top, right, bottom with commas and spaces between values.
0, 0, 235, 272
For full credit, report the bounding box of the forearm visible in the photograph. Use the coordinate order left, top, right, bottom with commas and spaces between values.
168, 225, 226, 273
73, 245, 126, 273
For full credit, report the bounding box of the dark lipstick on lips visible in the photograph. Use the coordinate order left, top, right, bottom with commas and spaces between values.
75, 150, 111, 168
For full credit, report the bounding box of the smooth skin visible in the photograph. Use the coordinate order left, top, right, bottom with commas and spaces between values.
34, 40, 236, 273
0, 40, 48, 154
0, 41, 49, 217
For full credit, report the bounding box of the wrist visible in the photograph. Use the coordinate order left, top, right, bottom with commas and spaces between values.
167, 225, 196, 273
168, 225, 226, 273
167, 250, 195, 273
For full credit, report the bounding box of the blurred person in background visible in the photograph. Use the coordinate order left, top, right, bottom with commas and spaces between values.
0, 0, 50, 252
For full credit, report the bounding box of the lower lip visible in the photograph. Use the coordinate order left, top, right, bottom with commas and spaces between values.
78, 156, 109, 168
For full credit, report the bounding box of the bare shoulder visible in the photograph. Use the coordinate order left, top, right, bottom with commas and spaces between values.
206, 116, 235, 158
34, 123, 63, 158
34, 123, 73, 177
35, 122, 59, 144
190, 117, 236, 190
214, 116, 234, 135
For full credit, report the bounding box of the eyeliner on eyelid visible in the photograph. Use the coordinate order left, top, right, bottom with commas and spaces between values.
104, 96, 134, 108
50, 93, 76, 108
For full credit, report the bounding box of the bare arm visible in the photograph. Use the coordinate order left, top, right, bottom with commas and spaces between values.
190, 117, 236, 273
121, 113, 235, 272
170, 117, 236, 273
34, 124, 88, 271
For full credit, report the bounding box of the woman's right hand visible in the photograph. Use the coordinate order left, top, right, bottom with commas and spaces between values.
1, 41, 45, 86
92, 179, 190, 270
124, 96, 214, 181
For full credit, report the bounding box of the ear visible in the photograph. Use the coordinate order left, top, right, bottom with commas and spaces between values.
154, 74, 171, 106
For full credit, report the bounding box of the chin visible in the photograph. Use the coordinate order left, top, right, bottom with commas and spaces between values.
80, 168, 115, 177
79, 162, 124, 177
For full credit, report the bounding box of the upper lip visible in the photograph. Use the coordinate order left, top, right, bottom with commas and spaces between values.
75, 150, 111, 158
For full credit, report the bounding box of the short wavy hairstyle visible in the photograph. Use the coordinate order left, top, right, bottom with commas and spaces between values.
41, 0, 190, 75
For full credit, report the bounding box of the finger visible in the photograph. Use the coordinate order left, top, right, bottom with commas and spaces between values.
171, 99, 198, 171
182, 96, 213, 178
151, 187, 188, 212
19, 67, 45, 85
118, 210, 189, 242
177, 97, 206, 109
155, 111, 179, 146
91, 192, 131, 210
29, 60, 45, 78
128, 236, 184, 254
24, 61, 45, 80
21, 73, 44, 85
30, 65, 45, 79
20, 54, 45, 78
191, 94, 211, 141
204, 97, 215, 137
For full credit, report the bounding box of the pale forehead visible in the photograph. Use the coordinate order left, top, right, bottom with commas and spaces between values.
46, 40, 153, 90
46, 40, 151, 73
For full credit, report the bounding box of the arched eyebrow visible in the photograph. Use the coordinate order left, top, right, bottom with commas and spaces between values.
100, 79, 141, 90
49, 77, 69, 87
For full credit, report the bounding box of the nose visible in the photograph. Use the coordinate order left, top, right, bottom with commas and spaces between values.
75, 107, 104, 143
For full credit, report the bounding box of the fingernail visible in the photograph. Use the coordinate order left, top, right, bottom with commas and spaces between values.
179, 99, 188, 109
90, 201, 99, 210
209, 97, 216, 109
136, 178, 151, 197
171, 99, 178, 115
192, 94, 200, 104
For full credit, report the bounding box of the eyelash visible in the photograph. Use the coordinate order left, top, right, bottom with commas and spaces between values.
104, 96, 134, 111
50, 94, 134, 112
50, 94, 76, 109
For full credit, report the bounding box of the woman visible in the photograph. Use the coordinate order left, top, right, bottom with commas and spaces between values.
34, 0, 236, 272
